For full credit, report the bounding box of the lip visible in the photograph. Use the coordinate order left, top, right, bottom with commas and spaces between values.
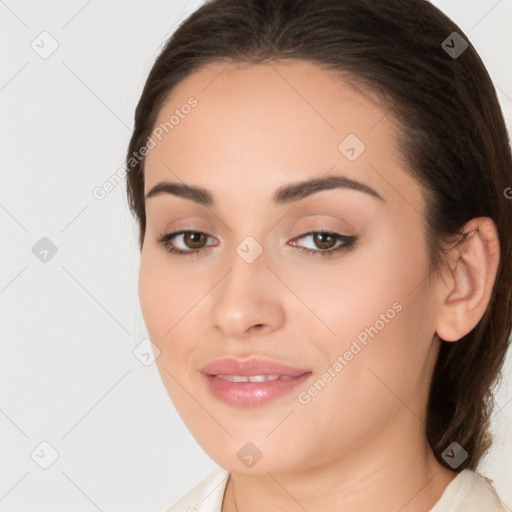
200, 357, 310, 377
200, 357, 312, 407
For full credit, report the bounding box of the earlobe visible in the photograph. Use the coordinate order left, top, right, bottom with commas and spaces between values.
435, 217, 500, 342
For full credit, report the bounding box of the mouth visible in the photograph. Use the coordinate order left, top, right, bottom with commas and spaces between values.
200, 356, 312, 407
201, 370, 312, 407
212, 374, 303, 382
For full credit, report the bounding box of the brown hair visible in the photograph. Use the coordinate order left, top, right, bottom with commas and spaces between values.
125, 0, 512, 470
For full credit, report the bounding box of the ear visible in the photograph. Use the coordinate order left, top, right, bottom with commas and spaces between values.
435, 217, 500, 342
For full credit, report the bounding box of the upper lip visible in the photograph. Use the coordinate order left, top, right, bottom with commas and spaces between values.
200, 357, 311, 377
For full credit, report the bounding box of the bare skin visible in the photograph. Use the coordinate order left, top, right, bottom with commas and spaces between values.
138, 59, 500, 511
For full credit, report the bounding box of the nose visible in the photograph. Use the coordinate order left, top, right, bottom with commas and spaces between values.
209, 243, 286, 339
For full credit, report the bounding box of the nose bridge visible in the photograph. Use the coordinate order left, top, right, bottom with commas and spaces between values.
210, 233, 285, 336
227, 234, 267, 292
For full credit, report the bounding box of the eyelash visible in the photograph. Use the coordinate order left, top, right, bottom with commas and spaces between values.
155, 230, 357, 258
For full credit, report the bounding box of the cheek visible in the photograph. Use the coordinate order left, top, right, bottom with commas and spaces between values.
139, 244, 190, 325
138, 251, 194, 403
138, 251, 167, 337
308, 224, 433, 381
138, 248, 190, 343
326, 229, 436, 404
297, 229, 420, 342
138, 246, 210, 381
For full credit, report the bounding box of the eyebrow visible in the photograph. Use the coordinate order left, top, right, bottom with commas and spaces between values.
144, 174, 385, 206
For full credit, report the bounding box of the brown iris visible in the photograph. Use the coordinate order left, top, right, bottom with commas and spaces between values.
183, 232, 207, 249
311, 232, 337, 250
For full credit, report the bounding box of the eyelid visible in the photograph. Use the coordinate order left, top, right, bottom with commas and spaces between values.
288, 220, 354, 238
291, 214, 355, 234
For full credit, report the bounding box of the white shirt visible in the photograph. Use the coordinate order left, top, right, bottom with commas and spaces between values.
164, 466, 507, 512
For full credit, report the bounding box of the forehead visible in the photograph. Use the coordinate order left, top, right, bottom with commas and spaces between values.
152, 59, 386, 136
143, 59, 424, 215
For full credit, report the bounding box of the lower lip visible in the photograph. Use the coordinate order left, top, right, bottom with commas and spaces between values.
202, 372, 312, 407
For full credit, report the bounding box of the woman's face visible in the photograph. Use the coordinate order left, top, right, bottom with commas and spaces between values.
139, 59, 443, 474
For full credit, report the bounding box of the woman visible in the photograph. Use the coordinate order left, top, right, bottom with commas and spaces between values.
125, 0, 512, 510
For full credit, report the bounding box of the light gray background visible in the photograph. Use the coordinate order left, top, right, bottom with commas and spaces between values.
1, 1, 511, 511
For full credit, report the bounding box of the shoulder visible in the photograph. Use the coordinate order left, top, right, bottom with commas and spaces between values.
430, 469, 507, 512
163, 466, 231, 512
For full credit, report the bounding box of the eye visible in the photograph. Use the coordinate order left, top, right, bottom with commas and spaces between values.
289, 231, 357, 257
156, 230, 217, 257
156, 229, 357, 258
